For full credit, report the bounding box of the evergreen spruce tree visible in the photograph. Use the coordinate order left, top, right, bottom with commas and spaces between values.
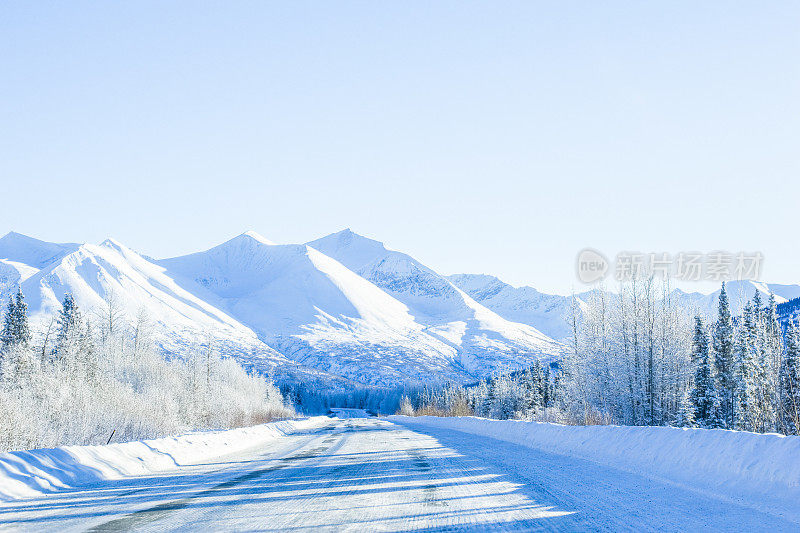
689, 317, 720, 427
15, 288, 30, 346
1, 288, 31, 349
754, 294, 777, 432
0, 298, 16, 348
688, 314, 705, 408
767, 292, 781, 342
675, 387, 695, 428
708, 386, 725, 429
765, 292, 783, 427
518, 368, 534, 414
712, 283, 735, 428
1, 296, 17, 349
752, 290, 763, 322
481, 377, 497, 417
53, 293, 82, 359
530, 361, 544, 410
735, 303, 760, 431
542, 366, 551, 408
736, 293, 775, 433
780, 320, 800, 434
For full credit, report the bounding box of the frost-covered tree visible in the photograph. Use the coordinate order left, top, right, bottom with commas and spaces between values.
481, 377, 497, 416
96, 291, 124, 345
398, 395, 414, 416
54, 293, 82, 354
712, 283, 736, 428
780, 319, 800, 435
521, 363, 544, 415
732, 294, 778, 433
755, 295, 778, 433
735, 303, 759, 431
780, 320, 800, 435
0, 302, 293, 452
765, 293, 783, 425
543, 366, 553, 408
690, 317, 721, 428
1, 288, 31, 349
558, 277, 692, 427
675, 387, 695, 428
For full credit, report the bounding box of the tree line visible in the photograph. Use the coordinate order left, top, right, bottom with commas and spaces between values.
398, 359, 559, 421
399, 280, 800, 437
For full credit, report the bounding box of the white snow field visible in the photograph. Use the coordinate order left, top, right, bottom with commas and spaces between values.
2, 417, 798, 531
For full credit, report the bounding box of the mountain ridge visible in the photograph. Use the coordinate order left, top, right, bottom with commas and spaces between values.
4, 229, 793, 387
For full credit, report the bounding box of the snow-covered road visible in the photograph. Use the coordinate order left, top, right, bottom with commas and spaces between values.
1, 417, 795, 531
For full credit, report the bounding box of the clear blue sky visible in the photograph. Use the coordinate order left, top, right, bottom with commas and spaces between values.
1, 2, 798, 294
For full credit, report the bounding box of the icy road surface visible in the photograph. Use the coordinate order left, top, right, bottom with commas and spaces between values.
1, 418, 794, 531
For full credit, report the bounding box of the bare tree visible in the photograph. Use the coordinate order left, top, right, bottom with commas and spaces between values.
131, 307, 154, 358
95, 290, 125, 344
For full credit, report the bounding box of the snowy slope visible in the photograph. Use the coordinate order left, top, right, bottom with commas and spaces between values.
160, 232, 468, 385
0, 233, 301, 376
448, 273, 582, 341
0, 231, 79, 270
307, 229, 563, 375
0, 232, 79, 299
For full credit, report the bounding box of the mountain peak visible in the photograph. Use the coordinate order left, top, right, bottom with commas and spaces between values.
309, 228, 386, 250
240, 230, 275, 246
100, 237, 126, 249
0, 232, 80, 269
307, 229, 389, 272
1, 231, 41, 244
205, 231, 276, 252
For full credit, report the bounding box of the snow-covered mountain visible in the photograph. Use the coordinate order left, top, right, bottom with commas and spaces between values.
447, 273, 581, 342
0, 230, 567, 386
0, 234, 303, 375
0, 232, 79, 296
451, 274, 800, 338
159, 231, 471, 385
307, 229, 563, 375
5, 230, 799, 387
672, 280, 800, 318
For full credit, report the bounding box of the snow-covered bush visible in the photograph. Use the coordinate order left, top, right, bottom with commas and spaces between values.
398, 395, 415, 416
0, 297, 293, 452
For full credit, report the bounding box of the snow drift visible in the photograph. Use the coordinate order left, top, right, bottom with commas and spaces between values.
0, 417, 329, 501
390, 415, 800, 521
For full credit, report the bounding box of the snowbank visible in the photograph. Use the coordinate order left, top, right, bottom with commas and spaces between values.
389, 415, 800, 518
0, 417, 329, 501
